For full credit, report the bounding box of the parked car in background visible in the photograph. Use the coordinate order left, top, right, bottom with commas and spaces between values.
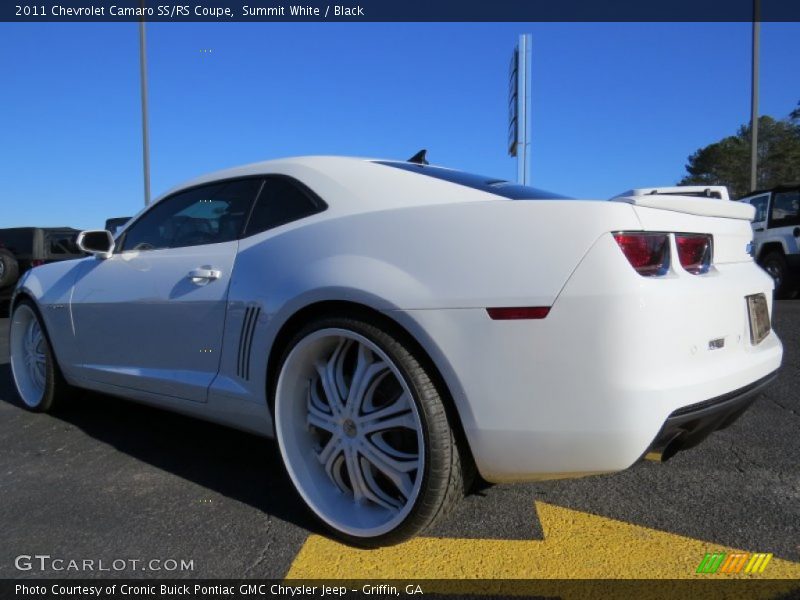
739, 184, 800, 297
0, 227, 85, 307
8, 156, 782, 546
105, 217, 132, 237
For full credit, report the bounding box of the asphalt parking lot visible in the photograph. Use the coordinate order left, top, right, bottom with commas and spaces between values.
1, 303, 799, 581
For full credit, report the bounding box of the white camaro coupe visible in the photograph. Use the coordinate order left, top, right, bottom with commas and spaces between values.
9, 155, 782, 546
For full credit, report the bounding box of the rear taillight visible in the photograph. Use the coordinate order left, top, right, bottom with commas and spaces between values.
612, 233, 670, 276
675, 234, 712, 274
31, 259, 44, 267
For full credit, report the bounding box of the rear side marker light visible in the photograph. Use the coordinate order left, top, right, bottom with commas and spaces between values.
612, 232, 670, 276
487, 307, 550, 320
675, 234, 713, 274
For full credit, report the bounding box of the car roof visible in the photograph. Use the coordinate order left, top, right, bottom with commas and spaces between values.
149, 156, 534, 217
119, 157, 505, 230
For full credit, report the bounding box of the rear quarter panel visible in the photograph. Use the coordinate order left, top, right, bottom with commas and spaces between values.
212, 199, 642, 422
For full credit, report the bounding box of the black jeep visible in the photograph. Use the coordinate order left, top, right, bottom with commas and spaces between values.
0, 227, 86, 310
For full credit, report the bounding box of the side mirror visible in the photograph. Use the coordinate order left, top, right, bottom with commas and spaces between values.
77, 230, 114, 259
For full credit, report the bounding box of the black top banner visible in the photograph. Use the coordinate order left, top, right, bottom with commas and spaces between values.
5, 0, 800, 22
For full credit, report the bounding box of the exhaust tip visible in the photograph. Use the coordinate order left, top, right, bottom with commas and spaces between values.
644, 431, 684, 462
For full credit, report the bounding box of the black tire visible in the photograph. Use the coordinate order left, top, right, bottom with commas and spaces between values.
9, 299, 70, 413
760, 251, 789, 298
273, 315, 469, 547
0, 248, 19, 289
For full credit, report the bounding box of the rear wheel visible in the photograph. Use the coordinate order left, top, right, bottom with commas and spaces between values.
761, 251, 789, 298
9, 300, 68, 412
274, 316, 466, 547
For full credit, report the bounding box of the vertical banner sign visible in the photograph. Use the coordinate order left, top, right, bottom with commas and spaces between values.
508, 34, 531, 184
508, 48, 519, 158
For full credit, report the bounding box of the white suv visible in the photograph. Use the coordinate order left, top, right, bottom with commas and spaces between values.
739, 185, 800, 297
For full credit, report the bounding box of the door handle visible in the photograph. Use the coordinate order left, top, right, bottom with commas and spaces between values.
188, 267, 221, 284
754, 227, 765, 232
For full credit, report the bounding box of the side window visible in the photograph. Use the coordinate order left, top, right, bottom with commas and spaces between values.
769, 191, 800, 228
747, 194, 769, 223
243, 176, 325, 237
120, 179, 262, 252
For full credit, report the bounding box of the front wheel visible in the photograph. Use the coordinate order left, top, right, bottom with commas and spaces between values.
9, 300, 68, 412
274, 316, 467, 547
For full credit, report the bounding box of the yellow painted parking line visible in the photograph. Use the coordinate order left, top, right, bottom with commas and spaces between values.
286, 502, 800, 580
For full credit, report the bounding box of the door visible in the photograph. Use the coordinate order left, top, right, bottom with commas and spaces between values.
70, 178, 263, 402
746, 193, 770, 253
748, 193, 769, 232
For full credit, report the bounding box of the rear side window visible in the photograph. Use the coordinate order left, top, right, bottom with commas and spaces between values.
769, 190, 800, 228
243, 176, 326, 237
746, 194, 769, 222
374, 161, 572, 200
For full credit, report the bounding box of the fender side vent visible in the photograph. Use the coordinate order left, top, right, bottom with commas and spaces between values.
237, 306, 261, 380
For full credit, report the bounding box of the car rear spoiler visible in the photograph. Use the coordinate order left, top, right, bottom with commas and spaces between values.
610, 194, 755, 221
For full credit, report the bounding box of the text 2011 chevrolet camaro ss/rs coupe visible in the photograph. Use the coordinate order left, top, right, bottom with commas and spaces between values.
9, 155, 782, 546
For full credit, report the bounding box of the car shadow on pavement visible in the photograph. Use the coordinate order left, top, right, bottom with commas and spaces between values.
0, 363, 325, 536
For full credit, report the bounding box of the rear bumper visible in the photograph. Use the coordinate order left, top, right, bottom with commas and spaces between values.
643, 371, 778, 462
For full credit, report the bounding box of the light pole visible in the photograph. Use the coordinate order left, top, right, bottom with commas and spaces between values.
516, 34, 531, 186
750, 0, 760, 192
508, 34, 531, 185
138, 15, 152, 206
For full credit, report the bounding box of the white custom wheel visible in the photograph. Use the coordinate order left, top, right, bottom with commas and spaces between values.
9, 300, 65, 412
274, 317, 467, 546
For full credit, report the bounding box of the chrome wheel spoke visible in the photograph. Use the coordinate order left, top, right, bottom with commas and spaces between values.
326, 449, 349, 494
359, 391, 415, 433
25, 321, 46, 390
361, 410, 417, 435
331, 338, 351, 400
315, 365, 343, 417
343, 446, 367, 503
307, 386, 337, 433
318, 432, 343, 465
347, 344, 388, 415
359, 439, 417, 500
307, 411, 337, 433
32, 365, 45, 389
358, 456, 403, 510
26, 322, 34, 348
370, 432, 419, 461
